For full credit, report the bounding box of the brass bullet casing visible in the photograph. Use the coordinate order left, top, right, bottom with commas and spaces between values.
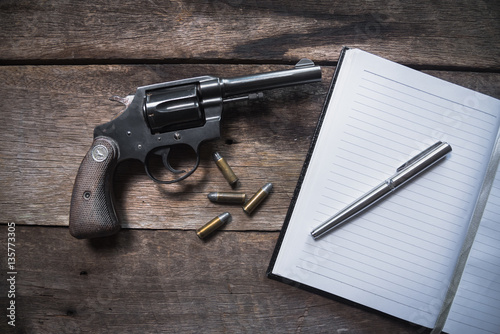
213, 152, 239, 187
207, 192, 246, 204
243, 183, 273, 215
196, 212, 231, 239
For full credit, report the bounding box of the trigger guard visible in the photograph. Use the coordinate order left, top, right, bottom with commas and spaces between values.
145, 151, 201, 184
161, 149, 185, 174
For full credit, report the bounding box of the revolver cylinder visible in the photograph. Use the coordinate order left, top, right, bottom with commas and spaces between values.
144, 84, 204, 134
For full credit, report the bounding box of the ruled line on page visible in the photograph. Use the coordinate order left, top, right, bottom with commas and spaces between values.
318, 221, 451, 270
374, 206, 462, 237
462, 272, 500, 300
460, 275, 500, 296
355, 218, 456, 254
359, 77, 496, 132
405, 186, 470, 207
359, 75, 496, 123
357, 85, 495, 135
297, 258, 438, 304
301, 247, 442, 292
447, 311, 500, 332
322, 232, 449, 277
454, 285, 500, 309
355, 92, 492, 143
300, 248, 441, 298
296, 264, 437, 318
467, 262, 500, 278
348, 102, 491, 160
353, 85, 494, 152
363, 70, 498, 118
348, 106, 489, 161
367, 211, 460, 245
314, 237, 448, 281
301, 243, 445, 296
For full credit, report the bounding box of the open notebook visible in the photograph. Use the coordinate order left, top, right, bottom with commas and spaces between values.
267, 48, 500, 333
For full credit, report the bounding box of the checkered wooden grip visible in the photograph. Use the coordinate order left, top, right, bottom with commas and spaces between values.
69, 137, 120, 239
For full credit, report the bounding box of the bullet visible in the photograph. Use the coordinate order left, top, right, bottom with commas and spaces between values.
207, 192, 246, 204
243, 183, 273, 215
213, 152, 239, 187
196, 212, 231, 239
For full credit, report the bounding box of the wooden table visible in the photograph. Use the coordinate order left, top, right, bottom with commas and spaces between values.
1, 1, 499, 332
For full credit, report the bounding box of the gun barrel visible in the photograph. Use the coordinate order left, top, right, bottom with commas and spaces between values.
220, 59, 321, 97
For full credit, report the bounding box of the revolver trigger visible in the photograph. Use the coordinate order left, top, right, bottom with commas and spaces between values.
161, 148, 186, 174
145, 146, 201, 184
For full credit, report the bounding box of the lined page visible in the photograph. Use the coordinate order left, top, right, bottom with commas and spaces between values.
272, 49, 500, 328
444, 165, 500, 334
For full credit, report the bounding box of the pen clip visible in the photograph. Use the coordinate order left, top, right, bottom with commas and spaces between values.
396, 141, 444, 172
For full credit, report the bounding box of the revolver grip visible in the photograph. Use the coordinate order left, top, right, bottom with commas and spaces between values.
69, 137, 120, 239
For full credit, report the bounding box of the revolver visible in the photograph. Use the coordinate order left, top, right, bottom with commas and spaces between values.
69, 59, 321, 239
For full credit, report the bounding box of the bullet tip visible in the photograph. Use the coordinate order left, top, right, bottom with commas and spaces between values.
218, 212, 231, 223
262, 182, 273, 193
207, 192, 218, 202
212, 152, 222, 161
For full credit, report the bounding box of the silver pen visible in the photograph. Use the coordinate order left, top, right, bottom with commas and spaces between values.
311, 141, 452, 240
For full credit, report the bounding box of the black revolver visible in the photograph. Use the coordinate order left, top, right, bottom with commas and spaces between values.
69, 59, 321, 239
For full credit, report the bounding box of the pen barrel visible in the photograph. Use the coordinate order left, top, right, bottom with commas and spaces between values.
311, 182, 393, 239
311, 142, 452, 240
391, 142, 452, 187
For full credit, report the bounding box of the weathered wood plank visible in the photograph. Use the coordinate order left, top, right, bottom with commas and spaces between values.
0, 0, 498, 69
1, 65, 499, 231
0, 225, 430, 333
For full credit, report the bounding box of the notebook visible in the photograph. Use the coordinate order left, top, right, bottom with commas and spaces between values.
267, 48, 500, 334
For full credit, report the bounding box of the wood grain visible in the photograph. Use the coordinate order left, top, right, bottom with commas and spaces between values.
0, 225, 431, 333
1, 65, 499, 231
0, 0, 498, 69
